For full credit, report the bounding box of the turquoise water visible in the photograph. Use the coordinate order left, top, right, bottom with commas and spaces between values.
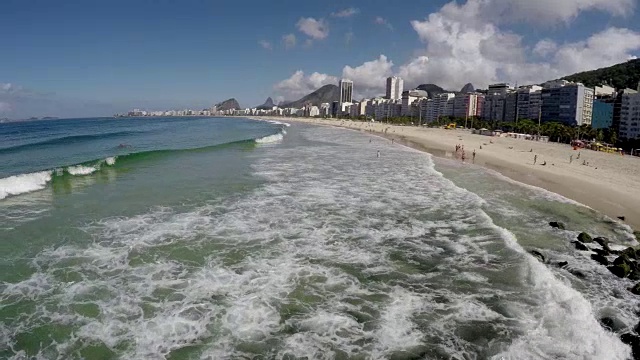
0, 118, 638, 359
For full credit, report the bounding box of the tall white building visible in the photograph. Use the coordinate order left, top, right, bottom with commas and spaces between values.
386, 76, 404, 101
339, 79, 353, 104
401, 90, 428, 116
619, 90, 640, 139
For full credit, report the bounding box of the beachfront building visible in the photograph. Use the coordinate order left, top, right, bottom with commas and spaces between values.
453, 93, 483, 119
339, 79, 353, 104
386, 76, 404, 101
516, 85, 543, 120
619, 91, 640, 139
592, 100, 614, 129
541, 82, 594, 126
595, 85, 616, 97
320, 103, 331, 117
482, 83, 515, 122
401, 90, 428, 116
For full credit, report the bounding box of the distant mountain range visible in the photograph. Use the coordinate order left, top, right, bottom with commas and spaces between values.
215, 98, 241, 111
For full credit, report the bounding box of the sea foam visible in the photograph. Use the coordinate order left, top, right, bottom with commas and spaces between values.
0, 171, 52, 200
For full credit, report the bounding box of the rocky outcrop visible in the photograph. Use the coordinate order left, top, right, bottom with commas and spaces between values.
281, 84, 340, 108
549, 221, 565, 230
577, 232, 593, 243
215, 98, 241, 111
256, 97, 275, 110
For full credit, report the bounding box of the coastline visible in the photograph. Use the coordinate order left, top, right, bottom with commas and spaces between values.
252, 116, 640, 231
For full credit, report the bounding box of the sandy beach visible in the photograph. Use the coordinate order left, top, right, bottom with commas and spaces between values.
256, 116, 640, 230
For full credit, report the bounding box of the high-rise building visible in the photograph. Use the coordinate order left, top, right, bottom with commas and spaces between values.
454, 93, 483, 119
339, 79, 353, 104
592, 99, 614, 129
541, 82, 594, 126
619, 90, 640, 139
516, 85, 543, 121
386, 76, 404, 101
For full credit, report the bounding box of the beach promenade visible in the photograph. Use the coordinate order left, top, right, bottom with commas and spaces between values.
258, 116, 640, 230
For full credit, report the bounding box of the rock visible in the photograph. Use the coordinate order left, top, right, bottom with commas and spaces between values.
600, 317, 615, 331
630, 271, 640, 281
634, 321, 640, 334
634, 231, 640, 242
631, 283, 640, 295
608, 263, 631, 278
568, 269, 587, 279
549, 221, 565, 230
620, 333, 640, 359
593, 248, 610, 257
530, 250, 545, 263
614, 255, 632, 266
572, 241, 589, 251
577, 232, 593, 243
591, 254, 609, 266
556, 261, 569, 268
621, 247, 638, 260
594, 237, 610, 248
618, 216, 626, 221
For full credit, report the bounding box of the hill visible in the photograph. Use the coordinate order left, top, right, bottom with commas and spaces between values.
460, 83, 475, 93
562, 59, 640, 90
215, 98, 240, 111
281, 84, 340, 108
256, 97, 275, 110
415, 84, 446, 98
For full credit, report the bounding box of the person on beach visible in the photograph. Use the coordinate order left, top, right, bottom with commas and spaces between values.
577, 152, 581, 159
472, 150, 476, 162
377, 150, 380, 158
369, 138, 372, 143
534, 155, 537, 165
570, 154, 573, 164
462, 151, 466, 162
391, 139, 394, 144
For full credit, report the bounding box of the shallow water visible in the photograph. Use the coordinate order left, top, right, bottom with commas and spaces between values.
0, 119, 637, 359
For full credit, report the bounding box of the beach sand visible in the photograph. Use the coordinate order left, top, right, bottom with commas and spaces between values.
257, 116, 640, 230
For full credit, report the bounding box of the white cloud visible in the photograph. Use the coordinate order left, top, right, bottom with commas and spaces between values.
374, 16, 393, 30
1, 83, 13, 91
273, 70, 338, 99
296, 17, 329, 40
342, 55, 394, 98
282, 33, 296, 49
483, 0, 634, 24
258, 40, 273, 50
533, 39, 558, 57
400, 0, 640, 90
332, 8, 359, 18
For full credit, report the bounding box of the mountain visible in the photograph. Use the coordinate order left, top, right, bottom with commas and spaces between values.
562, 59, 640, 90
415, 84, 446, 98
281, 84, 340, 108
460, 83, 475, 93
215, 98, 241, 111
256, 97, 275, 110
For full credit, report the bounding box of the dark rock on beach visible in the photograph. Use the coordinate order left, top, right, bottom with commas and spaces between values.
577, 232, 593, 243
600, 317, 615, 331
631, 283, 640, 295
593, 248, 610, 257
556, 261, 569, 268
549, 221, 565, 230
591, 254, 609, 266
572, 241, 589, 251
530, 250, 545, 263
608, 263, 632, 278
620, 333, 640, 359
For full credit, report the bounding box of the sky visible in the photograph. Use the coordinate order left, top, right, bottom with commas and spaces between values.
1, 0, 640, 119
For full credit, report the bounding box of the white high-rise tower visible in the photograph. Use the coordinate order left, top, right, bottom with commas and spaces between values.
386, 76, 404, 101
339, 79, 353, 104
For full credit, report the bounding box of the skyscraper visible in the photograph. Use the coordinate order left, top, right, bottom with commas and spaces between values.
386, 76, 404, 101
339, 79, 353, 104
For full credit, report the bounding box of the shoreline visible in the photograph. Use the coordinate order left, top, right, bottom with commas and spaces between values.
252, 116, 640, 231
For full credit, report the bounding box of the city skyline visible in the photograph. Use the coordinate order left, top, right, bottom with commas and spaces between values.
2, 0, 640, 118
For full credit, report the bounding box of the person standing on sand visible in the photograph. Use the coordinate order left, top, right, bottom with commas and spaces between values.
392, 139, 394, 144
534, 155, 537, 165
472, 150, 476, 162
570, 154, 573, 163
461, 151, 466, 162
377, 150, 380, 158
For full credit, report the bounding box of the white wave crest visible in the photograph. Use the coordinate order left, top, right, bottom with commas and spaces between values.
105, 156, 117, 166
67, 165, 98, 176
267, 120, 290, 127
255, 133, 284, 144
0, 171, 52, 200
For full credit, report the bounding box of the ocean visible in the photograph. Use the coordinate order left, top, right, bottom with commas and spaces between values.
0, 116, 638, 359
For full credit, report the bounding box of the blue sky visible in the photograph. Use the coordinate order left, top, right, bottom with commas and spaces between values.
1, 0, 639, 118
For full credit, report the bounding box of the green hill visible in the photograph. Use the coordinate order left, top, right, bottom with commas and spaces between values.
562, 59, 640, 90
